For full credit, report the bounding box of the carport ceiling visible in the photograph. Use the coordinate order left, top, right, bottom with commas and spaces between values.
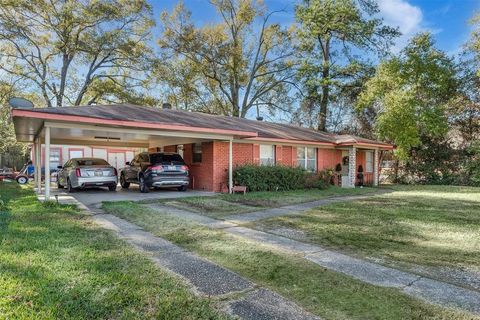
42, 125, 212, 148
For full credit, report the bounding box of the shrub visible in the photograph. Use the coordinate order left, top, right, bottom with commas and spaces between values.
304, 168, 335, 189
233, 165, 307, 191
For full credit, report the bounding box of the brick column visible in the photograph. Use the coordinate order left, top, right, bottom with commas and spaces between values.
348, 147, 356, 188
373, 149, 379, 186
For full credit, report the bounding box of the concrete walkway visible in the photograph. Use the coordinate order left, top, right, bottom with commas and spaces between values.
145, 200, 480, 316
92, 212, 320, 320
47, 192, 320, 319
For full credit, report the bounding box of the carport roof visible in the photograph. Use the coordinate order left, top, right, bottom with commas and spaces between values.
11, 104, 393, 149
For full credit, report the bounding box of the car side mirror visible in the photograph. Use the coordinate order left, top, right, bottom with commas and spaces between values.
125, 161, 130, 166
57, 166, 63, 169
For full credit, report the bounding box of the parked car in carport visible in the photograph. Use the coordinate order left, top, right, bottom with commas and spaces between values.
57, 158, 118, 192
119, 152, 189, 193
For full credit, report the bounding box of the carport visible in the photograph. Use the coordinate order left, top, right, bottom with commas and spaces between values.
12, 105, 257, 200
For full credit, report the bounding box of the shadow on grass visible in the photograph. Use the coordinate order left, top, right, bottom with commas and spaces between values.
257, 193, 480, 269
0, 184, 228, 320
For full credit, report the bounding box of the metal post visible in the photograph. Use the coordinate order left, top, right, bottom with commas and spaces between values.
373, 149, 379, 186
34, 137, 41, 193
44, 127, 51, 200
228, 139, 233, 193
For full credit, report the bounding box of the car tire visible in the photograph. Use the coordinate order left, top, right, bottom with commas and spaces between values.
139, 176, 149, 193
108, 185, 117, 192
177, 186, 187, 192
120, 174, 130, 189
16, 176, 28, 184
67, 179, 75, 193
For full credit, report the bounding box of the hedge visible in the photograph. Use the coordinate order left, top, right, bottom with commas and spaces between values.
233, 165, 306, 191
233, 165, 334, 192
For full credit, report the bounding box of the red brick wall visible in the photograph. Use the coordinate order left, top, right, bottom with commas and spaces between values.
163, 145, 176, 152
165, 142, 379, 192
317, 149, 342, 170
182, 142, 215, 191
211, 142, 260, 192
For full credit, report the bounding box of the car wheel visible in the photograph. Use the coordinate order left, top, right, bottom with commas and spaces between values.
120, 174, 130, 189
177, 185, 187, 192
67, 179, 75, 193
139, 176, 149, 193
16, 176, 28, 184
108, 185, 117, 192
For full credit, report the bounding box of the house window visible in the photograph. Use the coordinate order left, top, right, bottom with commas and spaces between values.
297, 147, 317, 172
69, 149, 84, 159
259, 145, 275, 166
49, 148, 61, 170
366, 151, 374, 173
192, 143, 202, 163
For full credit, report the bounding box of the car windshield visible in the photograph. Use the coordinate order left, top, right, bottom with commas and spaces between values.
149, 153, 185, 165
76, 159, 109, 166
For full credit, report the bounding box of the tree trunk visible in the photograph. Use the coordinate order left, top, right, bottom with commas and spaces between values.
317, 38, 330, 132
318, 78, 329, 131
57, 54, 71, 107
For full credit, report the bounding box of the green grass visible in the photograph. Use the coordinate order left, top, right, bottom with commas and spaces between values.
102, 200, 476, 320
147, 187, 380, 219
253, 185, 480, 272
0, 183, 228, 319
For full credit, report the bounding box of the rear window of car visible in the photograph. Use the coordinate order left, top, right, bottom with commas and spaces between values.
75, 159, 109, 166
149, 153, 185, 165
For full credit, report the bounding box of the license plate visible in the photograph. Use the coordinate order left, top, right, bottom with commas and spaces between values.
168, 166, 176, 170
94, 170, 103, 176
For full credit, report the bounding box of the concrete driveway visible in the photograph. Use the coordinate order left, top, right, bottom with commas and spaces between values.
43, 184, 215, 208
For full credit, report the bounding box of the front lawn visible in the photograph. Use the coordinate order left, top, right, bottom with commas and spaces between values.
147, 186, 380, 219
0, 183, 227, 319
103, 200, 474, 320
252, 185, 480, 285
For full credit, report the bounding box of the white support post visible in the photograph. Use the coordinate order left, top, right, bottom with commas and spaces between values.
373, 149, 379, 186
34, 137, 41, 193
348, 147, 356, 188
44, 127, 51, 200
228, 139, 233, 194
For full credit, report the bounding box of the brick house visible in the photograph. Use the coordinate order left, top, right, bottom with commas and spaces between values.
12, 104, 393, 197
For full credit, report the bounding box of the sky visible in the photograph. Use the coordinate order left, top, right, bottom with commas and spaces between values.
149, 0, 480, 56
149, 0, 480, 121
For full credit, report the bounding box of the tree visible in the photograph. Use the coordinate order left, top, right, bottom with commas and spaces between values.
158, 0, 296, 117
0, 0, 155, 107
453, 13, 480, 145
358, 33, 458, 159
0, 80, 28, 169
295, 0, 399, 131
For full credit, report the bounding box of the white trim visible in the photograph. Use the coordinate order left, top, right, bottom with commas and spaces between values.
44, 127, 51, 200
44, 121, 234, 141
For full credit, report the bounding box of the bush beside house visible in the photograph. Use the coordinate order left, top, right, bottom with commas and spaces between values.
233, 165, 334, 192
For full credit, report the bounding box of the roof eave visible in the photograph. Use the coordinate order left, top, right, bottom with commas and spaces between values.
12, 109, 258, 139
